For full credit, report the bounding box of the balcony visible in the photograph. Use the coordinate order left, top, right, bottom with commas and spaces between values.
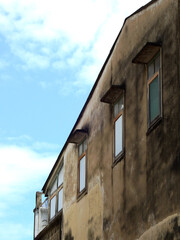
34, 192, 48, 238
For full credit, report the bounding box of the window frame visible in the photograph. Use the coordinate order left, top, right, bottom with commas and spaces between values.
49, 163, 64, 221
49, 192, 57, 220
113, 94, 125, 165
77, 139, 87, 199
147, 51, 162, 132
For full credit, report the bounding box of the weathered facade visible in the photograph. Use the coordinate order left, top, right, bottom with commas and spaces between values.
33, 0, 180, 239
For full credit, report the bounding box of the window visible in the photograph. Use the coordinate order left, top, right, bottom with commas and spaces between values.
78, 139, 87, 196
49, 163, 64, 220
147, 52, 161, 126
113, 95, 124, 160
50, 195, 56, 219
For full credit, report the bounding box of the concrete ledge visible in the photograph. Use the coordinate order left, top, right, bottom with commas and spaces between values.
137, 213, 180, 240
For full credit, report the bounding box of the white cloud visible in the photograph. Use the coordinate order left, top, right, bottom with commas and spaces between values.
0, 145, 55, 194
6, 135, 60, 152
12, 48, 50, 69
75, 63, 102, 87
32, 141, 60, 151
0, 142, 60, 239
0, 0, 150, 90
0, 144, 56, 227
7, 134, 32, 141
52, 61, 66, 71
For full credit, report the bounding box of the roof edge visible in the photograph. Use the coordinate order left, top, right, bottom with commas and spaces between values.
42, 0, 159, 193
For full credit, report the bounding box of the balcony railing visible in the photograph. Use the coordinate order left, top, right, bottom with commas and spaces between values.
34, 196, 49, 238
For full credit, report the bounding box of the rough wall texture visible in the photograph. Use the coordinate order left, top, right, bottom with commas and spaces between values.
63, 184, 103, 240
62, 0, 180, 239
35, 0, 180, 239
36, 217, 61, 240
137, 214, 180, 240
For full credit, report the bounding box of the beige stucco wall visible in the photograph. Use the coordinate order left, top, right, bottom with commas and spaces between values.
63, 184, 103, 240
38, 0, 180, 239
137, 214, 180, 240
62, 0, 180, 239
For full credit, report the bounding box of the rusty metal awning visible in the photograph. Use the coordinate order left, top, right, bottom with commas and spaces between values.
132, 42, 162, 64
68, 129, 88, 144
100, 85, 125, 104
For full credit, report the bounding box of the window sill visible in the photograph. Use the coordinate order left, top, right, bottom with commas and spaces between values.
112, 150, 125, 168
77, 188, 87, 202
146, 116, 163, 136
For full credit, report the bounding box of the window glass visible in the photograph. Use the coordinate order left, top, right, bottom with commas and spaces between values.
149, 76, 160, 122
84, 139, 87, 152
50, 179, 57, 195
155, 54, 160, 72
58, 165, 64, 187
114, 102, 119, 117
148, 61, 154, 79
42, 198, 48, 208
78, 143, 83, 157
114, 96, 124, 118
115, 115, 123, 156
79, 155, 86, 192
58, 188, 63, 211
50, 196, 56, 219
118, 96, 124, 111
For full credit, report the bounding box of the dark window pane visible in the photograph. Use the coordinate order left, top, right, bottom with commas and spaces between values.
118, 95, 124, 112
155, 54, 160, 72
148, 62, 154, 79
149, 76, 160, 122
114, 102, 119, 117
84, 139, 87, 152
78, 143, 83, 157
50, 179, 57, 195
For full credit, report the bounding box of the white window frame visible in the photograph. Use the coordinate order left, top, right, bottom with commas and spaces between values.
78, 139, 87, 197
113, 95, 124, 162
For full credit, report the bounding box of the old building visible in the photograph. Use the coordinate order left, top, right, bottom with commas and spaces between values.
33, 0, 180, 239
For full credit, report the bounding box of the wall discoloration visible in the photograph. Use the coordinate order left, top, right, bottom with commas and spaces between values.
35, 217, 61, 240
137, 214, 180, 240
63, 184, 103, 239
62, 0, 180, 239
35, 0, 180, 239
65, 230, 74, 240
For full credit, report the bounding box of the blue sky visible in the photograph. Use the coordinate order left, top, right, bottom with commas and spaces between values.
0, 0, 150, 239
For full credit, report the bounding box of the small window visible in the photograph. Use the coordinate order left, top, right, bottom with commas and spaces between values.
50, 179, 57, 195
49, 161, 64, 220
147, 53, 161, 126
58, 165, 64, 187
113, 95, 124, 160
79, 155, 86, 192
58, 188, 63, 211
50, 195, 56, 219
78, 139, 87, 196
